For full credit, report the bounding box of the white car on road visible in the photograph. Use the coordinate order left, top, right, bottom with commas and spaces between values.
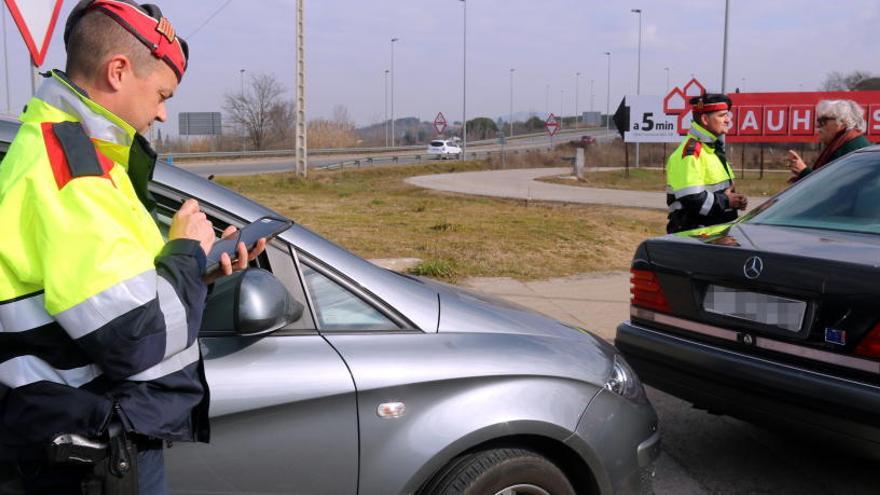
427, 139, 462, 160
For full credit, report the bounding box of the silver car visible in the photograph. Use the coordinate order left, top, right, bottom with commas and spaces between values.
0, 117, 658, 494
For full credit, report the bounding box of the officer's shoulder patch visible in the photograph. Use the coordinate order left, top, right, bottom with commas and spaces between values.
41, 121, 114, 189
682, 138, 702, 159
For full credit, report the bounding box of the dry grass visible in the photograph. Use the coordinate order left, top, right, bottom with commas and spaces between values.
540, 168, 792, 197
216, 161, 665, 281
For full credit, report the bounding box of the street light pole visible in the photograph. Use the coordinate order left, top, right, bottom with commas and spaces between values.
560, 89, 564, 130
631, 9, 642, 94
509, 68, 515, 138
460, 0, 467, 158
721, 0, 730, 92
575, 72, 580, 128
390, 37, 399, 147
631, 8, 642, 168
590, 79, 594, 113
545, 84, 550, 116
240, 68, 246, 151
384, 69, 390, 147
604, 52, 611, 132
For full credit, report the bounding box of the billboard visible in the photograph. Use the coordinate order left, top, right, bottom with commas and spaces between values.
623, 78, 880, 143
179, 112, 222, 136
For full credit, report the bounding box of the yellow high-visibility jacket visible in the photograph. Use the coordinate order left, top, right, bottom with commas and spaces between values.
0, 70, 209, 458
665, 122, 738, 233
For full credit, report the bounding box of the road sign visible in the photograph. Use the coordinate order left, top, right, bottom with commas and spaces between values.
434, 112, 447, 135
625, 95, 679, 143
3, 0, 64, 66
545, 113, 559, 136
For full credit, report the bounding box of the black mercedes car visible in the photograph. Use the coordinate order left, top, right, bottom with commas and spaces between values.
616, 145, 880, 458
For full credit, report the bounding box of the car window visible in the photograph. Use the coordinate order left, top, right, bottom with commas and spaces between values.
301, 264, 399, 332
749, 152, 880, 235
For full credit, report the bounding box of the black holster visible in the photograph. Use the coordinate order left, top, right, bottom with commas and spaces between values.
44, 420, 139, 495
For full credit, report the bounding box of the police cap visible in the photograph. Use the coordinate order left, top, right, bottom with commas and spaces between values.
689, 93, 732, 114
64, 0, 189, 81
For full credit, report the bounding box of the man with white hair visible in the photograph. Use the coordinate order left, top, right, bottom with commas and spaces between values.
788, 99, 871, 182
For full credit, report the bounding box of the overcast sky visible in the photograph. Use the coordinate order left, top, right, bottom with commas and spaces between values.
1, 0, 878, 136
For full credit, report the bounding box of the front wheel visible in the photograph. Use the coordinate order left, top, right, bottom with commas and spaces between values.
422, 448, 575, 495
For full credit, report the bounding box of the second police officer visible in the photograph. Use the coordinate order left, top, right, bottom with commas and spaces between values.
665, 93, 748, 233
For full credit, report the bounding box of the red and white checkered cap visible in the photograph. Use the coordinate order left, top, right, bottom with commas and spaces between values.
64, 0, 189, 81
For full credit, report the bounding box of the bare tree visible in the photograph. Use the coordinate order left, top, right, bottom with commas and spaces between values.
820, 70, 874, 91
223, 73, 291, 150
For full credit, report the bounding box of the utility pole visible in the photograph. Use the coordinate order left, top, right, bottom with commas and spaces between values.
721, 0, 730, 92
295, 0, 308, 176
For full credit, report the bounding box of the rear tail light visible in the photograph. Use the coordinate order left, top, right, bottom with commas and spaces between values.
855, 322, 880, 359
630, 269, 671, 313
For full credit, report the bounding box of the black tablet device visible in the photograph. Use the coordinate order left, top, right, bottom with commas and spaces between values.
205, 216, 292, 274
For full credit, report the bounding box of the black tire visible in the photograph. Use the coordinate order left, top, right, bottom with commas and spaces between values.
422, 448, 575, 495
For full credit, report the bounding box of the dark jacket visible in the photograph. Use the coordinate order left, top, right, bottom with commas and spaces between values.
797, 134, 871, 180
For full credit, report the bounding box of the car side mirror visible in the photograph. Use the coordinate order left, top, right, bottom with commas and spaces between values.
201, 268, 304, 336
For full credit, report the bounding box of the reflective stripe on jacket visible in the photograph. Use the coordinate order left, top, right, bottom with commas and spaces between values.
0, 70, 209, 458
665, 122, 738, 233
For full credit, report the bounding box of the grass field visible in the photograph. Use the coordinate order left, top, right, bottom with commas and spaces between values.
540, 168, 793, 197
216, 162, 666, 281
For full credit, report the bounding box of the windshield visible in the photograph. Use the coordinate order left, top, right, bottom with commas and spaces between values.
748, 151, 880, 235
429, 141, 445, 147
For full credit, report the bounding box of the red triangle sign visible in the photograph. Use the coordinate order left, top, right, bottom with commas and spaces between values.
4, 0, 65, 66
545, 113, 559, 136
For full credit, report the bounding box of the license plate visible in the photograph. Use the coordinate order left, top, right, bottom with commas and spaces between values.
703, 285, 806, 332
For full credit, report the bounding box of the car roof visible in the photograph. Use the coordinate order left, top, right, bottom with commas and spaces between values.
0, 114, 18, 144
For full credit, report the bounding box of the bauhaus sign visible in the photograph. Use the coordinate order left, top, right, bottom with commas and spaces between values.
724, 91, 880, 143
625, 78, 880, 144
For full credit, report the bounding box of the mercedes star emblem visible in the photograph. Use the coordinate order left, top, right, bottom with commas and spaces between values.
743, 256, 764, 280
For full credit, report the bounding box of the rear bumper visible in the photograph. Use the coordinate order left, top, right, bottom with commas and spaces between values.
616, 320, 880, 458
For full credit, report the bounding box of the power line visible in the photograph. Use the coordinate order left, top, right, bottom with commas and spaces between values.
186, 0, 234, 39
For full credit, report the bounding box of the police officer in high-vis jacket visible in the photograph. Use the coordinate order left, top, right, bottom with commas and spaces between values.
665, 93, 748, 233
0, 1, 262, 493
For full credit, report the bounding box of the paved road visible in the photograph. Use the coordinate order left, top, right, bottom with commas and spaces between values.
462, 272, 878, 494
407, 167, 764, 211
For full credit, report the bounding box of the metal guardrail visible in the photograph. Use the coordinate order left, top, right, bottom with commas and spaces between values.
159, 127, 599, 162
319, 147, 550, 171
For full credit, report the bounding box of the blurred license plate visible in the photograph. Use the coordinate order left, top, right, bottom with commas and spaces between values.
703, 285, 806, 332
